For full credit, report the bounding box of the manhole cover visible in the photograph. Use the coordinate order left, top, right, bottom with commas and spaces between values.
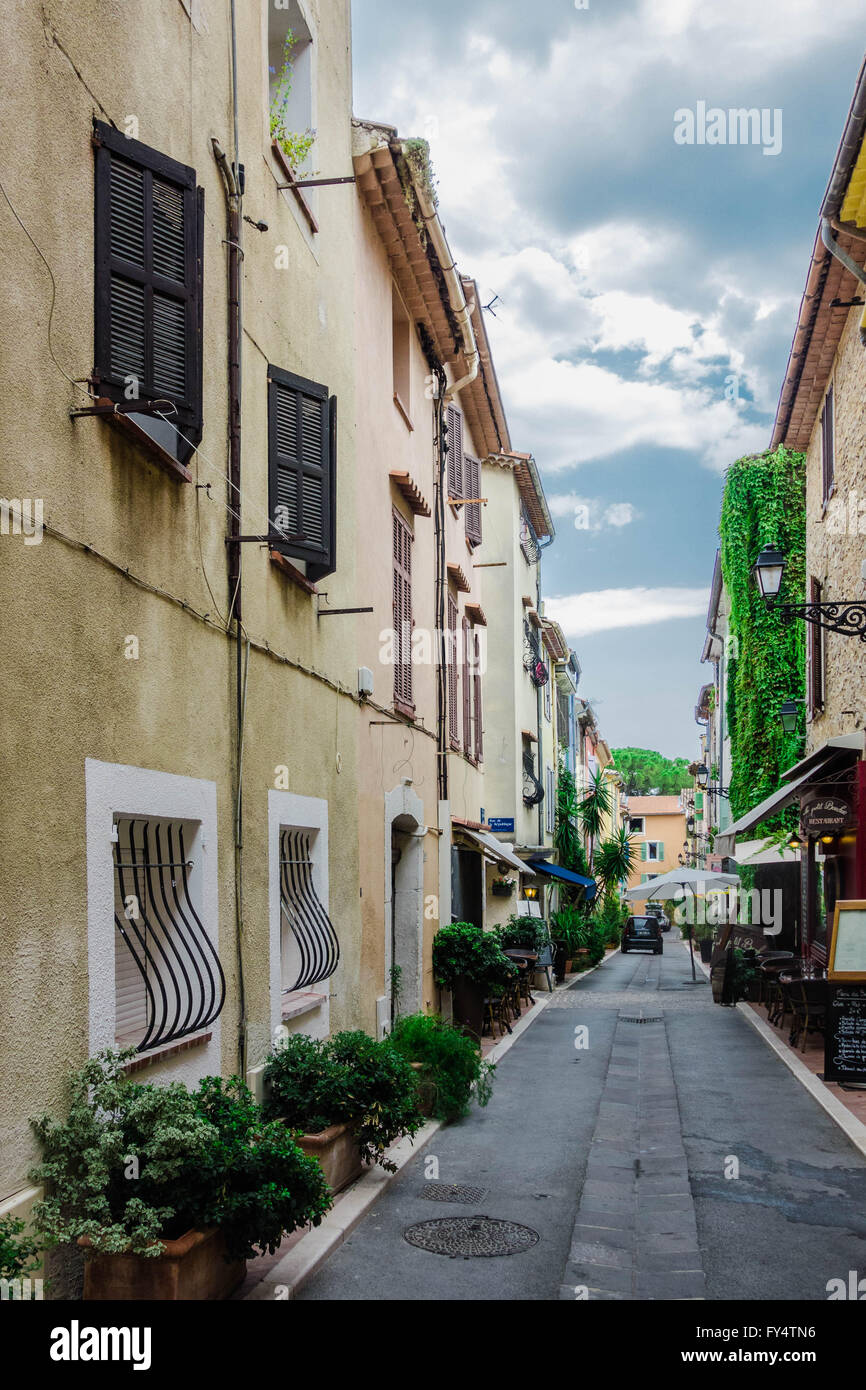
403, 1215, 540, 1258
619, 1015, 663, 1024
418, 1182, 488, 1204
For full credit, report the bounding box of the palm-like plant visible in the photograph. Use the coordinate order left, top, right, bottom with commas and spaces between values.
595, 824, 635, 900
577, 769, 612, 872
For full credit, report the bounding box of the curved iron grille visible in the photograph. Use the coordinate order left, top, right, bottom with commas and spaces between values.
113, 818, 226, 1052
280, 829, 340, 991
523, 620, 549, 688
523, 749, 545, 808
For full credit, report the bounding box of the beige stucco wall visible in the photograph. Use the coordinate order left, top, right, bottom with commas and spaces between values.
0, 0, 359, 1209
804, 305, 866, 749
625, 810, 687, 895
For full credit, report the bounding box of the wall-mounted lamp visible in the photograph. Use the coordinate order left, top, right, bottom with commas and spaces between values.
523, 883, 539, 901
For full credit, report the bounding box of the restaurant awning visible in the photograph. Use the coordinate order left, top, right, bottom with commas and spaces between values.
526, 858, 598, 900
455, 827, 536, 877
715, 734, 863, 856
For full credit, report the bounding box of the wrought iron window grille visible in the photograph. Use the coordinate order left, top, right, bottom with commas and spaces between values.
519, 506, 540, 565
280, 829, 340, 992
522, 748, 545, 808
113, 818, 226, 1053
523, 620, 549, 687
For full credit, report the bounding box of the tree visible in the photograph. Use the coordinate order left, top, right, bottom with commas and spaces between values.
577, 769, 611, 873
611, 747, 692, 796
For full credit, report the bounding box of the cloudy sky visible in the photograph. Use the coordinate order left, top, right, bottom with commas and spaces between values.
352, 0, 865, 759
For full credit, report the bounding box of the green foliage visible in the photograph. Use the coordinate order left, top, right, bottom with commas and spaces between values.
0, 1215, 40, 1280
554, 761, 591, 898
432, 922, 517, 995
549, 903, 592, 955
387, 1013, 495, 1122
263, 1031, 422, 1172
731, 948, 758, 1001
498, 915, 548, 954
595, 896, 628, 947
29, 1050, 331, 1262
719, 447, 806, 833
577, 769, 611, 865
611, 747, 693, 795
269, 30, 316, 171
402, 137, 439, 207
595, 825, 636, 899
586, 917, 608, 966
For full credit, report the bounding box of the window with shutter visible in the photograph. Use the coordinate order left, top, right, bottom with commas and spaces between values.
808, 577, 825, 714
821, 387, 835, 505
464, 454, 482, 544
473, 629, 483, 764
447, 594, 459, 747
446, 404, 463, 508
268, 365, 337, 578
392, 507, 414, 710
462, 616, 472, 754
93, 121, 203, 461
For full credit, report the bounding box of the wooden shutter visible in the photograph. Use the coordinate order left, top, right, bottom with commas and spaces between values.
392, 508, 413, 708
473, 629, 483, 763
464, 454, 482, 544
446, 405, 463, 506
93, 121, 201, 438
448, 595, 459, 746
641, 842, 648, 861
462, 616, 472, 753
821, 387, 834, 503
268, 366, 334, 571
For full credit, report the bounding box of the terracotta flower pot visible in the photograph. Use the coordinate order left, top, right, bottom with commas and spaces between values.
295, 1120, 365, 1194
79, 1227, 244, 1302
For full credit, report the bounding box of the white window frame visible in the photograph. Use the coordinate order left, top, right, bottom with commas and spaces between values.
85, 759, 221, 1082
646, 841, 662, 861
268, 790, 331, 1042
629, 816, 645, 835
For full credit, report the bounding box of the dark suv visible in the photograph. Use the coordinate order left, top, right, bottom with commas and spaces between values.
622, 915, 664, 955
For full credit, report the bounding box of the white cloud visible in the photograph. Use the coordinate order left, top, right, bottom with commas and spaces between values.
547, 493, 640, 530
547, 587, 711, 638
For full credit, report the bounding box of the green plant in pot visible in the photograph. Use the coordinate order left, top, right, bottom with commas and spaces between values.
432, 921, 517, 1038
387, 1013, 495, 1121
263, 1030, 422, 1181
29, 1049, 331, 1300
497, 915, 548, 954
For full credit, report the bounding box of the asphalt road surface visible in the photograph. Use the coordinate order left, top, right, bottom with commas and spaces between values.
296, 935, 866, 1300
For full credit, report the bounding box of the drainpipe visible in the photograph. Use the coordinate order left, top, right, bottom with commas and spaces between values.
820, 217, 866, 287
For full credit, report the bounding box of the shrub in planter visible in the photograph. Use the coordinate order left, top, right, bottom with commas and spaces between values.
497, 916, 548, 954
388, 1013, 495, 1122
433, 921, 518, 994
29, 1050, 331, 1271
0, 1214, 40, 1281
587, 917, 608, 966
263, 1030, 422, 1173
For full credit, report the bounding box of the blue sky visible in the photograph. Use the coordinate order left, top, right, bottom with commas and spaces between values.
352, 0, 865, 759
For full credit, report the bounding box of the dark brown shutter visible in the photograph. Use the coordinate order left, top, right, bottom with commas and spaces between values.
93, 121, 201, 442
462, 616, 472, 753
473, 629, 483, 763
821, 387, 834, 503
447, 595, 459, 746
464, 454, 482, 545
393, 508, 413, 708
809, 577, 824, 713
268, 366, 333, 571
446, 405, 463, 507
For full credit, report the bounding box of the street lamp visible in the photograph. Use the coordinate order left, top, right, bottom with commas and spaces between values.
753, 545, 866, 640
695, 764, 730, 795
523, 882, 539, 901
780, 700, 799, 734
787, 831, 803, 850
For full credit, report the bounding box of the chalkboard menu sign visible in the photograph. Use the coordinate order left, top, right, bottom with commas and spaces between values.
828, 901, 866, 980
825, 983, 866, 1084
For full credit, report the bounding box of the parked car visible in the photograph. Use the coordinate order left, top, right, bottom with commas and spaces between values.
644, 903, 671, 932
621, 916, 664, 955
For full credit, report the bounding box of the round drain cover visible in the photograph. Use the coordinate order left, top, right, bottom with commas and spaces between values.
418, 1182, 488, 1204
403, 1215, 540, 1259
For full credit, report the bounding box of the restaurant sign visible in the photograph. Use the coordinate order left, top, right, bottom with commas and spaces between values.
800, 793, 853, 837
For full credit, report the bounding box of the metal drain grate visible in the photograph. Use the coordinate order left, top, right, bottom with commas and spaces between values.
403, 1215, 540, 1259
418, 1182, 488, 1204
619, 1014, 663, 1024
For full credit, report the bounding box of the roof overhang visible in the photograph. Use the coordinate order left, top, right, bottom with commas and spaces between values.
498, 451, 554, 540
455, 826, 536, 876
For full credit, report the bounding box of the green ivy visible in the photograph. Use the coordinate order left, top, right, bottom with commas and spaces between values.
718, 446, 806, 835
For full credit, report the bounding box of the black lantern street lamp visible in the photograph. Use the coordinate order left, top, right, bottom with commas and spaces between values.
753, 545, 866, 641
695, 764, 730, 796
780, 700, 799, 734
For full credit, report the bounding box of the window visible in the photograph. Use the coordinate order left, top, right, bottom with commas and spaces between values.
268, 0, 315, 177
279, 828, 339, 992
807, 576, 825, 716
520, 505, 540, 564
464, 454, 482, 545
446, 404, 463, 507
642, 841, 664, 862
544, 671, 552, 722
821, 385, 835, 506
447, 594, 459, 747
93, 121, 203, 463
113, 816, 225, 1052
462, 615, 472, 756
393, 507, 414, 712
472, 628, 483, 764
392, 285, 411, 422
268, 365, 337, 579
522, 741, 544, 807
629, 816, 645, 835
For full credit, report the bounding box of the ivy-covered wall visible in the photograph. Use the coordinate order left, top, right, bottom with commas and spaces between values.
719, 446, 806, 834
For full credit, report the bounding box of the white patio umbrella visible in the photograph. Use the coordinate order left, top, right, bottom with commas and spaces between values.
623, 868, 741, 980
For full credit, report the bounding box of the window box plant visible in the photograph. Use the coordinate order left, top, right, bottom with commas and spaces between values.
263, 1030, 422, 1190
29, 1051, 331, 1301
432, 922, 517, 1039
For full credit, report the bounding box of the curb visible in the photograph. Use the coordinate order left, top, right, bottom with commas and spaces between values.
683, 941, 866, 1161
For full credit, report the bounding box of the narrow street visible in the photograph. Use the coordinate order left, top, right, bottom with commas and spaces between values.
297, 939, 866, 1301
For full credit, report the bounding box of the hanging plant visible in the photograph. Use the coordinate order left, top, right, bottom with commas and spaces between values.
269, 30, 317, 173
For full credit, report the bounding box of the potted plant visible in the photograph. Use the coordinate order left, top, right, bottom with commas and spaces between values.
29, 1050, 331, 1301
491, 877, 515, 897
432, 922, 517, 1038
263, 1030, 422, 1191
387, 1013, 496, 1122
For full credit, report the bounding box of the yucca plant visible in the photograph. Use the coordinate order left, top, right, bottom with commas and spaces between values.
595, 824, 635, 900
577, 769, 612, 872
